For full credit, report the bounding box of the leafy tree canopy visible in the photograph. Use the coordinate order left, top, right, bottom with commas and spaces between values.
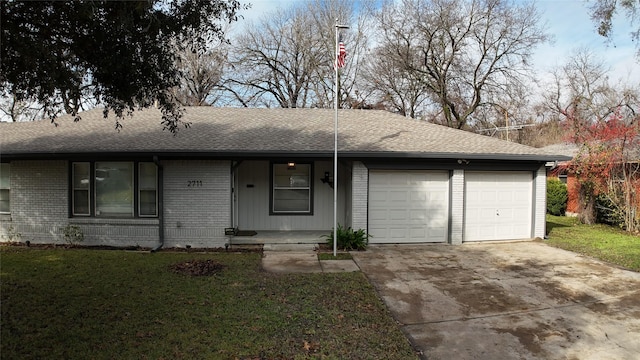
590, 0, 640, 57
0, 0, 242, 131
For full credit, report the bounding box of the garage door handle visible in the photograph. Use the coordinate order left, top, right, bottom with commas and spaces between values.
496, 210, 499, 216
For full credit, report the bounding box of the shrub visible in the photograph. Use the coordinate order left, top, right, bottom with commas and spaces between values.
62, 224, 84, 245
595, 194, 625, 228
3, 225, 22, 243
547, 178, 568, 216
324, 224, 369, 251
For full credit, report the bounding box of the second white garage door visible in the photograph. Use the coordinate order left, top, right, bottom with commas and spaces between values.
464, 171, 533, 241
369, 171, 449, 243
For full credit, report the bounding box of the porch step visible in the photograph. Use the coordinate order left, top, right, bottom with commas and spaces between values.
229, 230, 327, 246
231, 238, 321, 245
263, 243, 318, 252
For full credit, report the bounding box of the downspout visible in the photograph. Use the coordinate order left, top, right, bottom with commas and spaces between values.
229, 161, 243, 247
151, 156, 164, 252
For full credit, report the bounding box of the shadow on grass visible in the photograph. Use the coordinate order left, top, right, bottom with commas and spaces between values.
546, 214, 579, 235
546, 220, 568, 234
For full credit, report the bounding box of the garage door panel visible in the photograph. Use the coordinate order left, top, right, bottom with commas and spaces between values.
369, 227, 390, 239
429, 192, 447, 202
411, 191, 427, 201
369, 171, 449, 243
469, 225, 494, 239
513, 192, 530, 202
368, 209, 388, 221
389, 191, 408, 201
428, 227, 446, 238
389, 209, 407, 220
410, 210, 428, 221
369, 192, 388, 202
465, 172, 532, 241
497, 192, 513, 202
481, 191, 497, 202
409, 228, 426, 238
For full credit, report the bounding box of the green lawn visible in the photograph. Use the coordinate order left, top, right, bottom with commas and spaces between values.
546, 215, 640, 272
1, 248, 417, 360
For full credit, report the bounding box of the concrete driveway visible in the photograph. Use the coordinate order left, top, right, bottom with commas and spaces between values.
352, 241, 640, 360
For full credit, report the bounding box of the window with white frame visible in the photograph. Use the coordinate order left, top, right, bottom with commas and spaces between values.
138, 162, 158, 217
271, 163, 312, 214
0, 163, 10, 214
71, 161, 157, 218
72, 162, 91, 216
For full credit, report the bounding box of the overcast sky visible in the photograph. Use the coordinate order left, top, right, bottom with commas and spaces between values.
234, 0, 639, 84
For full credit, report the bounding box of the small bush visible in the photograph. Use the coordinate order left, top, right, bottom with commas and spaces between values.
3, 225, 22, 243
547, 178, 568, 216
324, 224, 369, 251
62, 224, 84, 245
595, 194, 625, 228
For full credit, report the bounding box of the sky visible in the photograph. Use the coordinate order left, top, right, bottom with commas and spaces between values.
233, 0, 639, 85
531, 0, 638, 83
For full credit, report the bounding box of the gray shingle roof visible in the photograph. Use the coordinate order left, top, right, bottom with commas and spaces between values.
540, 143, 579, 158
1, 107, 569, 161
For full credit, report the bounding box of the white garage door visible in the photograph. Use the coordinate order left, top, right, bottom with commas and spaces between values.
464, 171, 532, 241
369, 171, 449, 243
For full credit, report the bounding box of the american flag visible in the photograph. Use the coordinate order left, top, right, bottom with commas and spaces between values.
335, 40, 346, 69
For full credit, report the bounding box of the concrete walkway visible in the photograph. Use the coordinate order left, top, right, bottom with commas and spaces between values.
261, 244, 360, 273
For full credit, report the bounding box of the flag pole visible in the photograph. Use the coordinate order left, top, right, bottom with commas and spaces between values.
334, 19, 348, 257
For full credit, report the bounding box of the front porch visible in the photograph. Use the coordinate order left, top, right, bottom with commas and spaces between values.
228, 230, 328, 245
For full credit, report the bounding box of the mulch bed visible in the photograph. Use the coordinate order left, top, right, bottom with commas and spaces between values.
168, 259, 226, 276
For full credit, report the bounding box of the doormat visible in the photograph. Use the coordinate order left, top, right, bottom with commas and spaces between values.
235, 230, 257, 236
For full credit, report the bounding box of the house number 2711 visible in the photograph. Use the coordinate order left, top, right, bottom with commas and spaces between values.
187, 180, 203, 187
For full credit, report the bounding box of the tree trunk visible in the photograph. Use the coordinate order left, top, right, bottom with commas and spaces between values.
578, 184, 596, 225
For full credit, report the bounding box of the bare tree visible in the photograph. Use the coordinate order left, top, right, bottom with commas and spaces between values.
361, 45, 432, 117
0, 91, 44, 122
171, 42, 228, 106
226, 0, 375, 108
370, 0, 548, 128
543, 48, 635, 138
306, 0, 378, 109
468, 79, 538, 142
544, 48, 640, 227
228, 6, 325, 108
0, 84, 94, 122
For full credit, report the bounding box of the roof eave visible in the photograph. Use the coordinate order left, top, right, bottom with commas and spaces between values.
340, 151, 572, 162
1, 150, 572, 162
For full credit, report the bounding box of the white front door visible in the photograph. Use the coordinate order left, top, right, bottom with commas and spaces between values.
368, 171, 449, 243
464, 171, 533, 241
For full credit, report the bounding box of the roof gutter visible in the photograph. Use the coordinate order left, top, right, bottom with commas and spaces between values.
0, 151, 572, 162
150, 156, 164, 253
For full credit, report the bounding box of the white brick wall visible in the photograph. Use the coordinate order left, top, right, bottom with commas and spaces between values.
450, 169, 464, 245
1, 160, 68, 243
351, 161, 368, 231
68, 217, 159, 248
0, 159, 231, 248
0, 160, 160, 247
533, 165, 547, 239
163, 160, 231, 248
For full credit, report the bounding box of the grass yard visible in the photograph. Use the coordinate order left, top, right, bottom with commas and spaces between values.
1, 247, 417, 360
546, 215, 640, 272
